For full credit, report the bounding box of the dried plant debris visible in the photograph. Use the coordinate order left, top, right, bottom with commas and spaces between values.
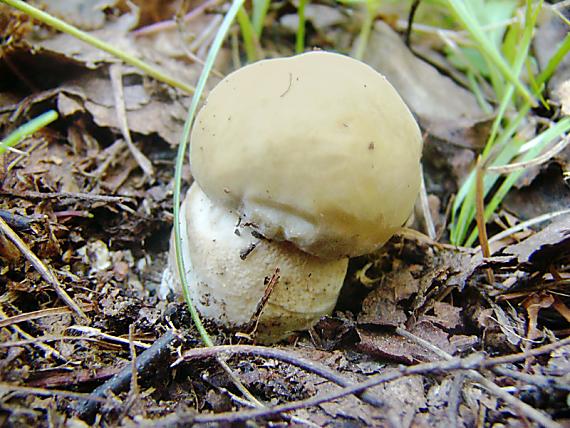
1, 0, 227, 149
503, 163, 570, 221
356, 324, 457, 364
2, 62, 190, 148
500, 215, 570, 268
1, 1, 569, 426
356, 233, 480, 327
61, 71, 191, 147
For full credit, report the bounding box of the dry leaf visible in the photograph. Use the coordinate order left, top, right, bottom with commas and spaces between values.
502, 216, 570, 268
522, 292, 555, 341
361, 21, 490, 149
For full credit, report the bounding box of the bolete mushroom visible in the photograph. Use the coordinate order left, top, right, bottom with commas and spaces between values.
191, 51, 423, 259
162, 51, 422, 342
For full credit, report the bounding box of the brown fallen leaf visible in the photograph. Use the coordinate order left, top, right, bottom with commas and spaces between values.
361, 21, 491, 149
502, 163, 570, 221
0, 231, 21, 262
356, 320, 456, 364
420, 301, 462, 331
368, 374, 426, 427
476, 302, 526, 347
63, 70, 190, 147
356, 233, 479, 328
38, 0, 116, 31
33, 10, 138, 69
501, 216, 570, 268
414, 375, 478, 428
521, 292, 555, 341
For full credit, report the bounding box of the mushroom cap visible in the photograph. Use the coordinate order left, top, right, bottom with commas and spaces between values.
167, 183, 348, 343
190, 51, 422, 259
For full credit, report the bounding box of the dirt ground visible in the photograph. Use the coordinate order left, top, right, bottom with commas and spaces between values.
0, 1, 569, 427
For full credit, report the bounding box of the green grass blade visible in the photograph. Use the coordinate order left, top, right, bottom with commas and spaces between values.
0, 110, 58, 154
237, 6, 259, 62
353, 0, 379, 60
526, 58, 547, 107
450, 105, 530, 245
252, 0, 270, 37
174, 0, 246, 346
296, 0, 309, 54
445, 0, 535, 105
536, 32, 570, 87
466, 71, 492, 113
465, 117, 570, 246
450, 0, 542, 246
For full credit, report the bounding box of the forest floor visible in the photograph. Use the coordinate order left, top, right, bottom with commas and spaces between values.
0, 1, 569, 427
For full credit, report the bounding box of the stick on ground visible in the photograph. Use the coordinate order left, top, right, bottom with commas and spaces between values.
73, 330, 179, 421
0, 216, 87, 321
175, 344, 384, 408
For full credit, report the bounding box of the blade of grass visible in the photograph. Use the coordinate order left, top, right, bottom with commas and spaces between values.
1, 0, 195, 94
526, 58, 547, 108
464, 117, 570, 246
467, 71, 492, 113
536, 32, 570, 87
487, 133, 570, 174
450, 105, 529, 244
173, 0, 265, 408
450, 0, 541, 246
296, 0, 309, 54
252, 0, 270, 37
484, 0, 539, 154
0, 110, 58, 154
236, 6, 259, 62
445, 0, 535, 105
353, 0, 379, 61
450, 131, 524, 245
174, 0, 246, 348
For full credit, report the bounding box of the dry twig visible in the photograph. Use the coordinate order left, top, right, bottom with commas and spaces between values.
174, 344, 383, 408
153, 336, 570, 425
109, 64, 154, 177
0, 307, 66, 361
0, 217, 87, 321
69, 326, 151, 349
0, 190, 135, 203
395, 327, 562, 428
0, 305, 93, 328
475, 156, 495, 285
0, 383, 107, 402
74, 330, 179, 421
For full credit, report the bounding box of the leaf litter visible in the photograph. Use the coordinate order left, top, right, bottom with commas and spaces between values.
0, 1, 569, 427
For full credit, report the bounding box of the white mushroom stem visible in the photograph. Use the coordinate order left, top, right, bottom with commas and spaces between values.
162, 183, 348, 343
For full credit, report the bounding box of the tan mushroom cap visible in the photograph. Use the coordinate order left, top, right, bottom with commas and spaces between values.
190, 51, 422, 259
166, 183, 348, 343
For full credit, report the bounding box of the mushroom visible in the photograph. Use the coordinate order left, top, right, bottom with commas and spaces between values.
191, 51, 423, 259
164, 183, 348, 343
163, 51, 422, 342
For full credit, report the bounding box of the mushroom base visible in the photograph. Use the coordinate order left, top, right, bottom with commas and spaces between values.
162, 184, 349, 344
